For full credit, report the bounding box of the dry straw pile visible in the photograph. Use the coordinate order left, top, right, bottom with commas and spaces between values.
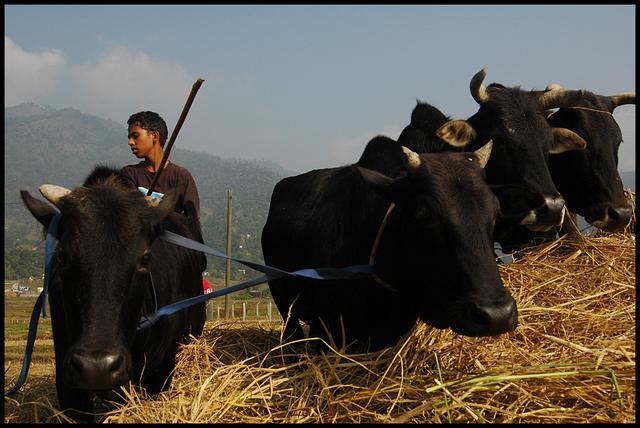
5, 193, 636, 423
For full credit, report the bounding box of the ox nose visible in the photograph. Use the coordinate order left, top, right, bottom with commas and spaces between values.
535, 196, 565, 225
603, 205, 633, 231
467, 296, 518, 336
66, 346, 130, 390
522, 196, 565, 231
589, 203, 633, 231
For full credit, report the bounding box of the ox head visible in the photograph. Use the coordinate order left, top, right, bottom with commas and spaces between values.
20, 175, 178, 392
357, 142, 518, 337
397, 100, 476, 153
463, 67, 588, 232
544, 84, 635, 231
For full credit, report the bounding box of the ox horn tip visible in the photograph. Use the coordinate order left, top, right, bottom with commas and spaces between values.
610, 92, 636, 108
39, 184, 72, 205
474, 140, 493, 169
401, 146, 422, 169
473, 67, 487, 81
470, 67, 490, 104
546, 83, 564, 91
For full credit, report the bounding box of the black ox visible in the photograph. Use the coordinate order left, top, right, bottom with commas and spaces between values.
261, 136, 517, 352
398, 68, 589, 253
19, 166, 206, 421
494, 85, 636, 249
546, 84, 635, 231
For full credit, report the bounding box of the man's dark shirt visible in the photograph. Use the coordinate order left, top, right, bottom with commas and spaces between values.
121, 162, 201, 219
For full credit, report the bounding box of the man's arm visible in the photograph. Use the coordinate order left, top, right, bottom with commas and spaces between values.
177, 168, 200, 220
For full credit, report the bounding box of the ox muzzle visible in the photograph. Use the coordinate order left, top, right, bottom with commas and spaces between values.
450, 293, 518, 337
64, 344, 132, 391
519, 195, 566, 232
585, 202, 633, 231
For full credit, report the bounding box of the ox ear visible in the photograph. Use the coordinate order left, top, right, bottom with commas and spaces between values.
435, 120, 477, 148
20, 190, 59, 229
550, 128, 587, 154
355, 166, 406, 201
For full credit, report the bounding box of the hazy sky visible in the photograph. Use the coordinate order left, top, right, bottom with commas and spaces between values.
4, 5, 636, 173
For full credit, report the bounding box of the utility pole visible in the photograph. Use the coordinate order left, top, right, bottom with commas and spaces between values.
224, 190, 232, 318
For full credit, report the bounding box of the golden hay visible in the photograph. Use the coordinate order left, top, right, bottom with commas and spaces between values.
4, 200, 636, 423
99, 230, 635, 424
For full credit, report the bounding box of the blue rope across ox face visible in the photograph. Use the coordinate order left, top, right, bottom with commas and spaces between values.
6, 219, 377, 396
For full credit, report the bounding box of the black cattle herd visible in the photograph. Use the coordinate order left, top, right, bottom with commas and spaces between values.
19, 68, 635, 421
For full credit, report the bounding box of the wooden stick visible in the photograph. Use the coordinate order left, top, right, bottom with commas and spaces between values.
147, 78, 204, 195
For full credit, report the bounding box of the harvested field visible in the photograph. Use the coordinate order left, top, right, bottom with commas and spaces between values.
4, 225, 636, 423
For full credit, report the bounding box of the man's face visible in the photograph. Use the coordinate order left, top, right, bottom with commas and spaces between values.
127, 124, 157, 158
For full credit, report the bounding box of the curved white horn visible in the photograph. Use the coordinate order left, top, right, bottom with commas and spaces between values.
610, 92, 635, 109
545, 83, 564, 91
473, 140, 493, 168
538, 87, 586, 110
39, 184, 72, 206
401, 146, 422, 169
470, 67, 490, 105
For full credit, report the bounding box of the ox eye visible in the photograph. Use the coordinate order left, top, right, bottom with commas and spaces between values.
139, 251, 152, 271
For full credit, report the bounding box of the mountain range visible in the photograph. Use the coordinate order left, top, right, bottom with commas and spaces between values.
4, 103, 296, 280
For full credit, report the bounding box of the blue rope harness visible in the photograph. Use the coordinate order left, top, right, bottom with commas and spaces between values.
138, 230, 374, 329
5, 217, 377, 396
5, 212, 61, 397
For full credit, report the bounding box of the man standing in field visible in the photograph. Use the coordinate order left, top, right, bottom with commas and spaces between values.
121, 110, 208, 293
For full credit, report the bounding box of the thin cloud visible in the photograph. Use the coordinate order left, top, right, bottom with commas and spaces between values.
4, 37, 196, 125
70, 46, 194, 122
4, 36, 66, 106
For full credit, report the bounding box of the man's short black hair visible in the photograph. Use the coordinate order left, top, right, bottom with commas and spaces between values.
127, 111, 168, 147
